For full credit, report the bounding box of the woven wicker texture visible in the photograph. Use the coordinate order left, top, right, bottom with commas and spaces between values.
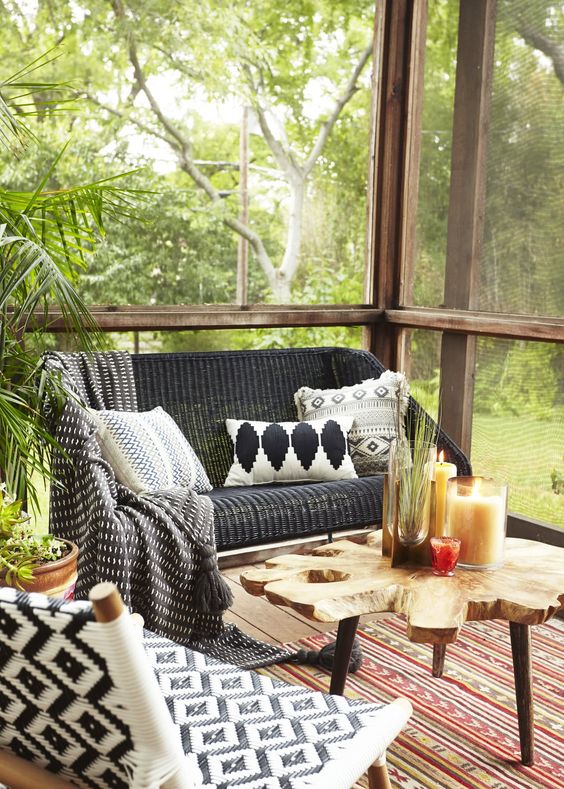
208, 478, 383, 550
132, 347, 471, 550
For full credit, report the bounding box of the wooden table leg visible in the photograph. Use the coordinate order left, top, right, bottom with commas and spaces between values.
329, 615, 360, 695
433, 644, 446, 677
509, 621, 534, 766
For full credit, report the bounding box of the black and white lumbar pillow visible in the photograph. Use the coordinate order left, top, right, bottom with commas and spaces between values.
224, 417, 357, 486
89, 406, 212, 494
294, 371, 409, 475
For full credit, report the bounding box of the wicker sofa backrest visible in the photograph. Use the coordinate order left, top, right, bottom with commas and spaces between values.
131, 347, 386, 488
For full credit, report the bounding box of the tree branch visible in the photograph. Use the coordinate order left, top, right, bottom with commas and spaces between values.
152, 44, 202, 81
176, 151, 277, 288
110, 0, 194, 155
304, 42, 373, 174
85, 93, 181, 150
243, 65, 301, 180
516, 23, 564, 85
108, 0, 279, 289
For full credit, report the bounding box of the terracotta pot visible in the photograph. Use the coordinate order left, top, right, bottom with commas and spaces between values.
0, 539, 78, 599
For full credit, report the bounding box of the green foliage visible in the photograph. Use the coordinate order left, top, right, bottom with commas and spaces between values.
0, 484, 67, 587
0, 53, 139, 503
551, 464, 563, 496
474, 340, 559, 420
471, 413, 564, 527
413, 0, 459, 307
0, 0, 374, 306
409, 373, 440, 422
159, 325, 362, 354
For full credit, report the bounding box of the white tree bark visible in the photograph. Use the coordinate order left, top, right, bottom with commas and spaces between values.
109, 0, 372, 301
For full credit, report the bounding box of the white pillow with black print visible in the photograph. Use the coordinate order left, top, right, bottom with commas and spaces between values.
224, 417, 357, 487
294, 370, 409, 476
89, 406, 212, 494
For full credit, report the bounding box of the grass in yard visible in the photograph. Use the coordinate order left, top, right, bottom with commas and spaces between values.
471, 413, 564, 527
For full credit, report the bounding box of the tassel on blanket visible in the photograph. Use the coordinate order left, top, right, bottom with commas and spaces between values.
290, 638, 363, 673
192, 544, 234, 613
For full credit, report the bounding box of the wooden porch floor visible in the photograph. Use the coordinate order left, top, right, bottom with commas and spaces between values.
218, 528, 376, 644
222, 561, 337, 645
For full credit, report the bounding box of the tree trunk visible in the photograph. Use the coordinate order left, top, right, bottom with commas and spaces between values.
276, 177, 305, 302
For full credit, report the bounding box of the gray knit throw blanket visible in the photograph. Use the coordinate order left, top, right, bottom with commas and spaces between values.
43, 351, 293, 669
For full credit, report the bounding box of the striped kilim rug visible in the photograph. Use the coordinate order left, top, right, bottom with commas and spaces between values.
258, 616, 564, 789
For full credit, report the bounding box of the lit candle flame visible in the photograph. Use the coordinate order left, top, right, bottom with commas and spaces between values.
472, 478, 482, 496
438, 450, 445, 463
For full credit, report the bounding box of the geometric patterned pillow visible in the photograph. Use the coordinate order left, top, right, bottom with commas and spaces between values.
89, 406, 212, 494
224, 417, 357, 487
294, 371, 409, 476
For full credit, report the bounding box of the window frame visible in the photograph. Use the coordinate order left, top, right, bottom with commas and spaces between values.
35, 0, 564, 535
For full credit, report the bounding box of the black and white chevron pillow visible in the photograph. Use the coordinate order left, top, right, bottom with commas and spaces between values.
89, 406, 212, 494
224, 417, 357, 486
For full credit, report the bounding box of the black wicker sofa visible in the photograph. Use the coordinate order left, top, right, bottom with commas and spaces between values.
125, 346, 470, 552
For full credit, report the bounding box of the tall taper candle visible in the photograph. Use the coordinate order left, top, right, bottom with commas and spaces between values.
435, 450, 457, 533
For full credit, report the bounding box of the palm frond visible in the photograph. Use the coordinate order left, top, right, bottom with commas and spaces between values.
0, 48, 75, 153
1, 47, 66, 87
0, 49, 144, 506
0, 90, 32, 152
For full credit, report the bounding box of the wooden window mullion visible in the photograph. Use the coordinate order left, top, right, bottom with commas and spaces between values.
365, 0, 427, 371
439, 0, 497, 455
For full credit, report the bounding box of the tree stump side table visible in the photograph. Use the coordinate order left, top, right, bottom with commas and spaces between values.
240, 533, 564, 766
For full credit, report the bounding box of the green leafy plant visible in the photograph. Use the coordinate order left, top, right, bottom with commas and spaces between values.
0, 483, 67, 587
0, 50, 141, 507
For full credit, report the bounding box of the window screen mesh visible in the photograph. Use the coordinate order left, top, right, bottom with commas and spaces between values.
413, 0, 563, 317
471, 338, 563, 526
405, 329, 442, 421
413, 0, 458, 307
481, 2, 564, 317
408, 330, 563, 527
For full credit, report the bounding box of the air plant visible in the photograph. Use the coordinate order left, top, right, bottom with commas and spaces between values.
391, 380, 438, 545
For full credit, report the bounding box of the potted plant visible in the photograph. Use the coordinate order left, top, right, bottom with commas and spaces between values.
0, 51, 137, 512
0, 484, 78, 596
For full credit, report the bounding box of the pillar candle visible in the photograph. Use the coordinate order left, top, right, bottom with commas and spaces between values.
435, 451, 457, 533
446, 478, 507, 568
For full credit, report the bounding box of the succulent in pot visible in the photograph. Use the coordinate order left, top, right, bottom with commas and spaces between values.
0, 484, 78, 596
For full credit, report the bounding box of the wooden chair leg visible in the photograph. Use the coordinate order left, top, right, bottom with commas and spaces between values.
0, 750, 75, 789
367, 754, 392, 789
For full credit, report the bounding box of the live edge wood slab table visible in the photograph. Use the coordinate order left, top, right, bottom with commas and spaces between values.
240, 533, 564, 767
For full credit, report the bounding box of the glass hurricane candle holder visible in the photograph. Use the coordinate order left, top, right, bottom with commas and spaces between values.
445, 477, 508, 570
430, 536, 461, 576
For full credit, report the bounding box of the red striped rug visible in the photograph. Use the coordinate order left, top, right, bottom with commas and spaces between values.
258, 616, 564, 788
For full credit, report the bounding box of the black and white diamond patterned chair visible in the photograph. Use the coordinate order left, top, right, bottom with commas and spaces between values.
0, 583, 412, 789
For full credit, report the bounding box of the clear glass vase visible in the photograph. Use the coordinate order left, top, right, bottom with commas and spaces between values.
387, 438, 437, 546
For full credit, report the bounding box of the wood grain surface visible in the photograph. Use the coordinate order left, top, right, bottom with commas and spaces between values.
240, 533, 564, 644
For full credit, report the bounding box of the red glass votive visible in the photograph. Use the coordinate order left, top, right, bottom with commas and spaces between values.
430, 536, 461, 576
